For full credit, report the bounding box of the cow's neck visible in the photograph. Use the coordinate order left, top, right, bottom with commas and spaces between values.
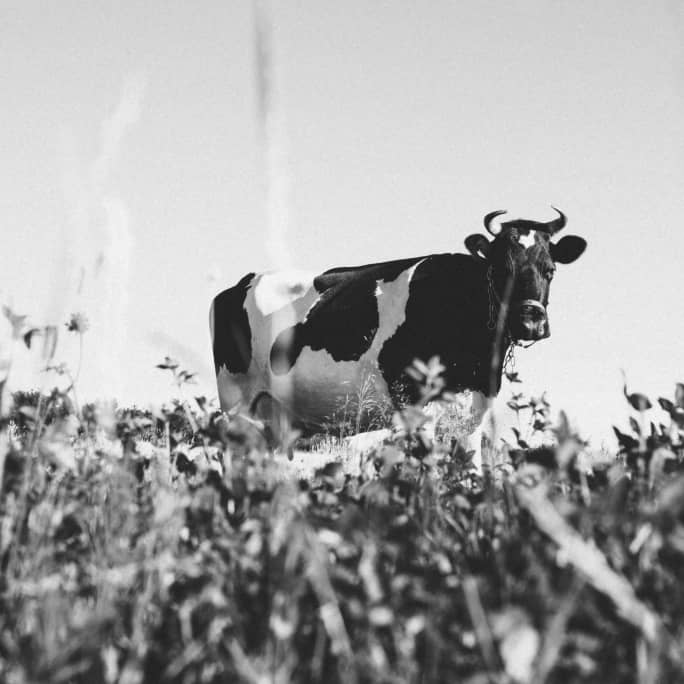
479, 261, 512, 397
376, 253, 512, 403
485, 324, 511, 397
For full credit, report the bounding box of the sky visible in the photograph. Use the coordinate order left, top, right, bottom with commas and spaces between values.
2, 0, 684, 447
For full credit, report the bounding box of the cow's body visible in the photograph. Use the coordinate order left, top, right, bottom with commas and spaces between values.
211, 253, 500, 437
211, 209, 587, 467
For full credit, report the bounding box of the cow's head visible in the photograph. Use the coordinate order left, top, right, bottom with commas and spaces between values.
465, 208, 586, 341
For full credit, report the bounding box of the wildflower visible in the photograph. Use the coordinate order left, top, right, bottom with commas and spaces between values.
66, 312, 89, 334
3, 305, 28, 338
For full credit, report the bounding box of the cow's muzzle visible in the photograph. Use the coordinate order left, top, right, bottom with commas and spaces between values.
510, 299, 550, 341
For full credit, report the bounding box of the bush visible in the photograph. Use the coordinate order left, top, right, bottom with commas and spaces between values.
1, 359, 684, 683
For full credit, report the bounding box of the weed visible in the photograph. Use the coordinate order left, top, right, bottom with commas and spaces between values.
1, 315, 684, 682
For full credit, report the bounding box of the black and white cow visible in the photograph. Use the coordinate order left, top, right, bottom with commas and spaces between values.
210, 208, 586, 466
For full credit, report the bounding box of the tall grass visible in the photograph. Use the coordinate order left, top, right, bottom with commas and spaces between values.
1, 318, 684, 682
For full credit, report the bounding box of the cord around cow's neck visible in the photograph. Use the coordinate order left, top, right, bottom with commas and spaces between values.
486, 266, 500, 332
486, 266, 539, 379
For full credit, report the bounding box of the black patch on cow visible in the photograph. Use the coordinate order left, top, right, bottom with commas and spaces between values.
312, 257, 419, 293
377, 254, 497, 402
270, 257, 425, 375
212, 272, 255, 374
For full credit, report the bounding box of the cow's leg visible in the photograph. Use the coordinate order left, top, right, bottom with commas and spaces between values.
250, 390, 297, 456
463, 391, 492, 473
421, 401, 446, 444
464, 422, 484, 472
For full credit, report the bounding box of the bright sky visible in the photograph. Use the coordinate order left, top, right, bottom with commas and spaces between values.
3, 1, 684, 447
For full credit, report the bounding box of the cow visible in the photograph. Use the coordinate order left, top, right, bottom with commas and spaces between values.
210, 208, 586, 469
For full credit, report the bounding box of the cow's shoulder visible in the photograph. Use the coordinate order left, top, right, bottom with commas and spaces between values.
376, 253, 490, 398
386, 252, 488, 332
408, 252, 482, 286
211, 272, 256, 374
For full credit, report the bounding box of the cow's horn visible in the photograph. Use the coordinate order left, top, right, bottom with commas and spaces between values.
484, 210, 507, 236
546, 206, 567, 235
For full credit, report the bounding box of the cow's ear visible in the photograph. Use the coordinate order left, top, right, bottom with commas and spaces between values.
550, 235, 587, 264
465, 233, 491, 260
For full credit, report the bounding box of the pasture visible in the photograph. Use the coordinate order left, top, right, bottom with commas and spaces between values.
1, 337, 683, 683
4, 3, 684, 683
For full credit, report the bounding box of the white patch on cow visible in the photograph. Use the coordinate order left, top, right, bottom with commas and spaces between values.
208, 299, 215, 344
463, 391, 491, 472
406, 260, 424, 283
253, 270, 316, 317
518, 230, 536, 249
372, 265, 421, 350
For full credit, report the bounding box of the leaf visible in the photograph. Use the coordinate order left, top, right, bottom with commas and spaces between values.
368, 605, 394, 627
672, 408, 684, 428
156, 356, 179, 371
453, 494, 471, 511
507, 400, 525, 412
628, 416, 641, 435
23, 328, 40, 349
396, 406, 428, 433
613, 426, 638, 451
319, 603, 352, 656
656, 475, 684, 520
499, 624, 540, 683
413, 358, 430, 374
667, 524, 684, 554
554, 410, 572, 444
511, 427, 529, 449
425, 356, 446, 376
625, 391, 652, 412
649, 447, 675, 491
659, 397, 674, 413
532, 419, 548, 432
270, 611, 296, 641
317, 528, 343, 548
18, 406, 37, 420
622, 372, 652, 411
47, 443, 78, 471
676, 383, 684, 408
405, 366, 422, 382
3, 307, 27, 339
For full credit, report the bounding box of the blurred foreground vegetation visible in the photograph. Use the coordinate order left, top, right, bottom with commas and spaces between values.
1, 341, 684, 682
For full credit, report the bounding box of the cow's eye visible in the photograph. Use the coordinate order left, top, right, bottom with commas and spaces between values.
544, 268, 555, 281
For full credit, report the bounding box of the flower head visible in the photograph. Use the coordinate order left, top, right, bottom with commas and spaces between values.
66, 312, 89, 334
